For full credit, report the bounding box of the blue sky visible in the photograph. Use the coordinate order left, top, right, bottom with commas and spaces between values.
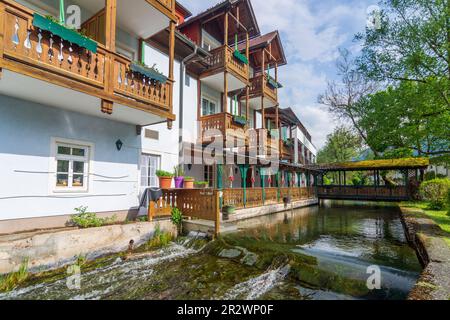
179, 0, 375, 149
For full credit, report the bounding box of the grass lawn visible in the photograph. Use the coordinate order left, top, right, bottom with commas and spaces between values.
402, 201, 450, 247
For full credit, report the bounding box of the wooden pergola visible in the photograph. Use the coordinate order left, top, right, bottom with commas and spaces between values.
308, 158, 430, 201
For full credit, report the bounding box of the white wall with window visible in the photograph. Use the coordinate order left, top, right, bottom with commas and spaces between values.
201, 29, 221, 51
0, 95, 141, 221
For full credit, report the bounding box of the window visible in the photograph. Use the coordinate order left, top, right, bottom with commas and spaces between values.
185, 73, 191, 87
201, 96, 217, 116
55, 143, 89, 191
141, 154, 161, 188
201, 29, 221, 52
204, 166, 214, 188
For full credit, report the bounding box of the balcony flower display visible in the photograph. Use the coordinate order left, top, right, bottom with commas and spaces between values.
130, 61, 168, 84
33, 14, 97, 53
232, 115, 247, 127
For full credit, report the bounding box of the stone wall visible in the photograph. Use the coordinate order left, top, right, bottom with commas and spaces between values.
399, 206, 450, 300
0, 221, 177, 275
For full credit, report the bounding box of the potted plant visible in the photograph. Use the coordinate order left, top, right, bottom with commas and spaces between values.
156, 170, 173, 189
222, 205, 236, 221
232, 115, 247, 127
171, 207, 183, 235
173, 166, 185, 189
184, 176, 195, 189
194, 181, 209, 189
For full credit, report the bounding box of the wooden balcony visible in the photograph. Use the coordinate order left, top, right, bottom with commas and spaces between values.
200, 45, 249, 91
199, 112, 247, 146
149, 0, 176, 19
280, 140, 293, 162
247, 129, 280, 158
248, 74, 278, 104
0, 0, 174, 125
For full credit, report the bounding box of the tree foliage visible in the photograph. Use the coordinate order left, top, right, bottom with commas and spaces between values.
356, 0, 450, 108
317, 126, 363, 164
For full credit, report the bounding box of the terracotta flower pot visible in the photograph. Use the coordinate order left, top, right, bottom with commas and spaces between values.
158, 176, 172, 189
184, 180, 194, 189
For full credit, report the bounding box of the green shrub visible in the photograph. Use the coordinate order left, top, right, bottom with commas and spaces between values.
156, 170, 173, 178
0, 260, 29, 292
145, 224, 173, 248
70, 207, 117, 228
420, 178, 450, 210
447, 189, 450, 216
171, 208, 183, 226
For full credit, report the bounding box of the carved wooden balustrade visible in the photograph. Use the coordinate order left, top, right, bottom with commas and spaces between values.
248, 74, 277, 103
200, 45, 249, 83
0, 1, 173, 116
199, 112, 247, 145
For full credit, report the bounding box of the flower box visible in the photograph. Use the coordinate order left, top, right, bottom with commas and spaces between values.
233, 50, 249, 65
33, 14, 97, 53
232, 115, 247, 126
267, 76, 283, 89
130, 62, 167, 84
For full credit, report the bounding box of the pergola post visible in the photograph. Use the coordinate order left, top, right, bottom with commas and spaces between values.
261, 168, 266, 205
239, 165, 249, 208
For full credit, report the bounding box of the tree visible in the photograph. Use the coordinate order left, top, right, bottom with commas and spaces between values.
358, 81, 450, 156
318, 49, 379, 155
355, 0, 450, 111
317, 127, 363, 164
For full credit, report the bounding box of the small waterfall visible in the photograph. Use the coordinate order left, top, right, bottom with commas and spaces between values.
222, 265, 291, 300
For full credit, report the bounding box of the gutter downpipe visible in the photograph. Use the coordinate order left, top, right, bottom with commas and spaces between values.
179, 44, 199, 166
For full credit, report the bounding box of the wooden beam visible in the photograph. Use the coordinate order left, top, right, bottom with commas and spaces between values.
101, 99, 113, 115
168, 21, 176, 114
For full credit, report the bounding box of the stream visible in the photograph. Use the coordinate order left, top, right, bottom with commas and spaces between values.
0, 202, 422, 300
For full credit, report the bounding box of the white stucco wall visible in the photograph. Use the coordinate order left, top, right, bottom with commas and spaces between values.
0, 95, 141, 221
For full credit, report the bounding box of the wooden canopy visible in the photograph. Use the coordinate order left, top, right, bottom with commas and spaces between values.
307, 158, 430, 172
238, 30, 287, 69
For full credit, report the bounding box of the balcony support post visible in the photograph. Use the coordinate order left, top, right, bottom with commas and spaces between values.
105, 0, 117, 51
104, 0, 117, 114
168, 20, 176, 114
224, 12, 228, 46
0, 2, 5, 77
223, 71, 228, 113
261, 49, 266, 129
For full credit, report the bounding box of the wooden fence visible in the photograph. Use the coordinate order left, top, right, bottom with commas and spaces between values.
223, 187, 316, 209
149, 189, 220, 236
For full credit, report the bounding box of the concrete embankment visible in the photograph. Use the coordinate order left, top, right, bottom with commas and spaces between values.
399, 206, 450, 300
0, 221, 176, 275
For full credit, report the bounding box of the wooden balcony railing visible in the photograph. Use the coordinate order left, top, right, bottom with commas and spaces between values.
280, 140, 293, 160
223, 187, 316, 209
201, 45, 249, 83
199, 112, 247, 144
317, 186, 409, 201
248, 74, 277, 103
113, 54, 172, 111
0, 1, 173, 117
248, 129, 280, 157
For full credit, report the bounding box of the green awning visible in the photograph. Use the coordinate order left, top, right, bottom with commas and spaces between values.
130, 62, 167, 84
33, 13, 97, 53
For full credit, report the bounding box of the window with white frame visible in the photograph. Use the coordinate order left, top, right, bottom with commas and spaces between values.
55, 143, 89, 191
201, 96, 217, 116
141, 154, 161, 188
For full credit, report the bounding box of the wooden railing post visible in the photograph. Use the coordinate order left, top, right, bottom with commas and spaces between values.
214, 190, 221, 239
